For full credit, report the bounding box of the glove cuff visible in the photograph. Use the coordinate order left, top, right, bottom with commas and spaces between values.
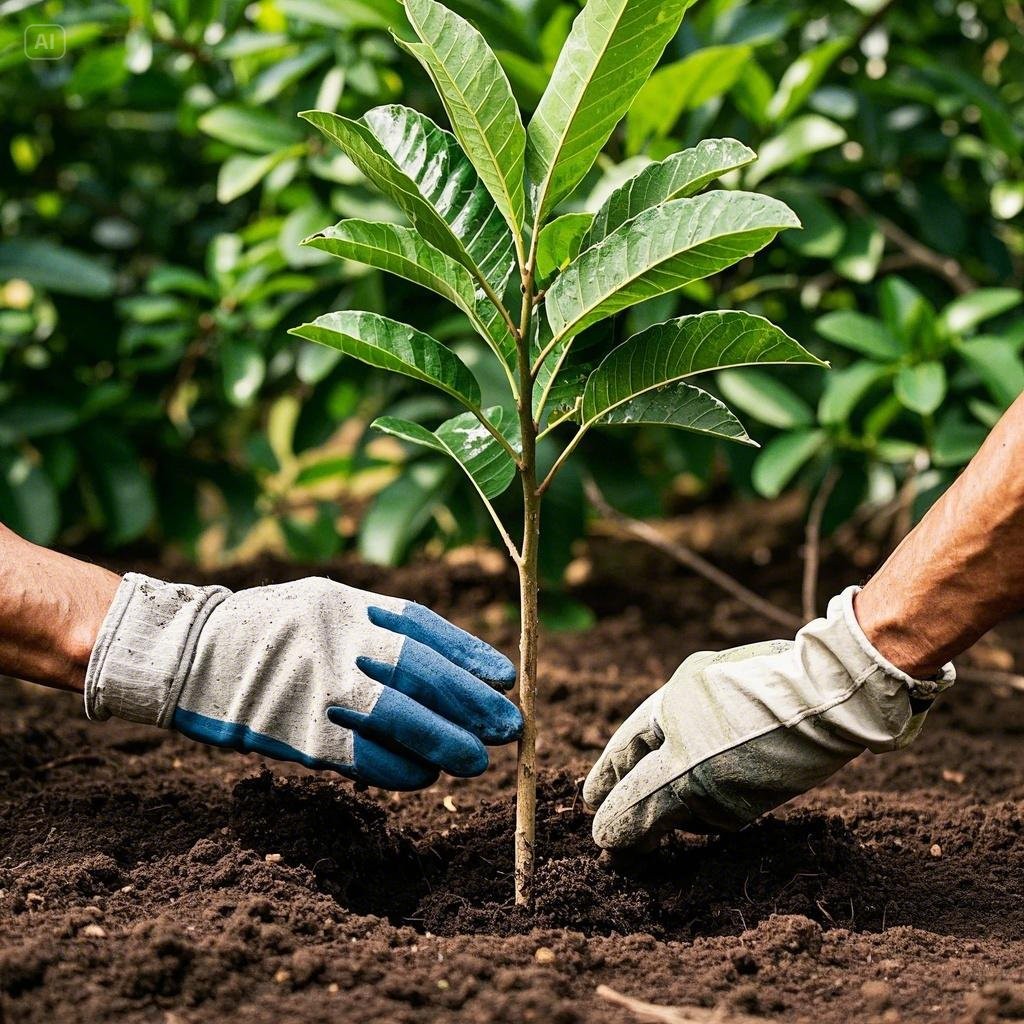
84, 573, 231, 727
832, 585, 956, 700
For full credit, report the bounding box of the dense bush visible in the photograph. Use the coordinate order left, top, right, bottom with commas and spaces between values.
1, 0, 1022, 565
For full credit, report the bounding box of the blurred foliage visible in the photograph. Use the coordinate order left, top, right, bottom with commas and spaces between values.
1, 0, 1022, 567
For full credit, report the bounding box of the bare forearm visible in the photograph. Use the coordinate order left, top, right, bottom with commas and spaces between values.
856, 392, 1024, 677
0, 524, 120, 693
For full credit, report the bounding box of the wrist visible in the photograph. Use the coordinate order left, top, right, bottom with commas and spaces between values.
852, 585, 944, 679
0, 526, 120, 693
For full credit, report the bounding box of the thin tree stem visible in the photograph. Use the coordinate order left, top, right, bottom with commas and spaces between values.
538, 424, 586, 495
514, 225, 541, 906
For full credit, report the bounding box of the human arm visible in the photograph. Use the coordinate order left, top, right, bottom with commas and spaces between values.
0, 524, 521, 789
586, 391, 1024, 850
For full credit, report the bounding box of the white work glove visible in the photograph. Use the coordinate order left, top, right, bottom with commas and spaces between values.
85, 573, 521, 790
584, 586, 954, 850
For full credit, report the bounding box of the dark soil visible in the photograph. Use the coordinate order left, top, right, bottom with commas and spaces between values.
3, 523, 1024, 1023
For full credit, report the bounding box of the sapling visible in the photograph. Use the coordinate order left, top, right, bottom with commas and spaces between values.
290, 0, 825, 905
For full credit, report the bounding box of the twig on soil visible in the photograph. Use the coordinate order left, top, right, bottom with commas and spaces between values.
802, 468, 839, 622
34, 753, 107, 774
596, 985, 770, 1023
584, 478, 803, 634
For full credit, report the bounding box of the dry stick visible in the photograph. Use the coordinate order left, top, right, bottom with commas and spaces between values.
584, 479, 803, 634
802, 468, 840, 622
596, 985, 770, 1024
831, 188, 976, 296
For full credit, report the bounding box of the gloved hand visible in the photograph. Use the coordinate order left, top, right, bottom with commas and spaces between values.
85, 573, 521, 790
584, 586, 954, 850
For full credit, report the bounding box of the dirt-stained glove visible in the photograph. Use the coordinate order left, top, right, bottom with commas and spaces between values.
85, 573, 521, 790
584, 586, 954, 850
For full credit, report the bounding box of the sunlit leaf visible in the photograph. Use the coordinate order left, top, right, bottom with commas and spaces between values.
895, 362, 946, 416
940, 288, 1022, 336
746, 114, 846, 186
717, 368, 815, 429
752, 429, 825, 498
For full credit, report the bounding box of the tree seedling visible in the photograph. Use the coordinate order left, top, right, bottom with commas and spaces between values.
290, 0, 824, 905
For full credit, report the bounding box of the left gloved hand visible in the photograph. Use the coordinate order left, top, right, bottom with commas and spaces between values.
584, 586, 954, 850
85, 573, 521, 790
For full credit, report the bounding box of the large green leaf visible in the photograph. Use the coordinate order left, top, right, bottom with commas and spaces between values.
546, 191, 800, 345
818, 360, 891, 426
373, 406, 519, 499
289, 311, 482, 410
766, 37, 850, 124
301, 106, 515, 295
746, 114, 846, 186
895, 362, 946, 416
536, 212, 594, 281
752, 429, 826, 498
581, 138, 756, 250
815, 310, 902, 360
940, 288, 1022, 336
625, 45, 751, 154
526, 0, 694, 220
957, 336, 1024, 407
579, 311, 824, 432
399, 0, 525, 238
598, 381, 755, 445
302, 220, 515, 364
716, 367, 815, 429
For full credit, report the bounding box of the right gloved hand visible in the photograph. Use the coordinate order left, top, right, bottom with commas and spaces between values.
584, 586, 954, 850
85, 573, 521, 790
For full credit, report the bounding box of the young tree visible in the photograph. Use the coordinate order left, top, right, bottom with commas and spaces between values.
290, 0, 825, 905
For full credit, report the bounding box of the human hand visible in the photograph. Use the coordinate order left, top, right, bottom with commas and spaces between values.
584, 586, 954, 850
85, 574, 521, 790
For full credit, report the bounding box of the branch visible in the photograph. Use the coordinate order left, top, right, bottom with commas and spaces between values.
957, 665, 1024, 693
584, 479, 804, 634
537, 425, 587, 496
596, 985, 771, 1024
802, 466, 839, 621
831, 188, 976, 296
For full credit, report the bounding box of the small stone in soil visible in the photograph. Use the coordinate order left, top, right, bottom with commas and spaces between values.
534, 947, 556, 964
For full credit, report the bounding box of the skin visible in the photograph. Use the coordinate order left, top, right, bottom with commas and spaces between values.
855, 390, 1024, 677
3, 391, 1023, 702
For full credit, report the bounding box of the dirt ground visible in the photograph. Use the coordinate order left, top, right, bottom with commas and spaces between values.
3, 521, 1024, 1023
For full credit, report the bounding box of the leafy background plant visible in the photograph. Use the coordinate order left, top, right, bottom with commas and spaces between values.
1, 0, 1021, 583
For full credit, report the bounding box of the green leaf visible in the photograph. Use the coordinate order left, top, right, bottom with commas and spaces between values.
80, 429, 156, 544
217, 148, 296, 203
957, 336, 1024, 408
746, 114, 846, 186
717, 368, 815, 429
818, 360, 890, 426
399, 0, 525, 237
546, 191, 800, 346
281, 503, 343, 562
301, 106, 515, 295
373, 406, 519, 499
773, 186, 845, 259
879, 276, 934, 343
895, 362, 946, 416
221, 339, 265, 406
248, 44, 331, 104
932, 411, 987, 468
626, 45, 751, 154
752, 429, 825, 498
815, 310, 902, 360
277, 0, 407, 30
526, 0, 694, 219
940, 288, 1023, 336
0, 239, 115, 298
358, 460, 455, 566
303, 219, 514, 361
198, 104, 303, 153
0, 451, 59, 545
579, 311, 824, 433
766, 37, 850, 124
598, 381, 755, 445
536, 212, 594, 281
834, 216, 884, 283
581, 138, 756, 250
289, 310, 482, 410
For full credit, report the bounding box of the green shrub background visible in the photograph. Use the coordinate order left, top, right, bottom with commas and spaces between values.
2, 0, 1022, 567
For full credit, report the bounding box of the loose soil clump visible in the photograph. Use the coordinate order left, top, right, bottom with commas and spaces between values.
3, 534, 1024, 1022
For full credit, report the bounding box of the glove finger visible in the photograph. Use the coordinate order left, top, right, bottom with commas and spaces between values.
583, 692, 663, 811
591, 747, 691, 851
328, 688, 488, 778
357, 639, 522, 745
368, 603, 516, 689
348, 734, 440, 791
